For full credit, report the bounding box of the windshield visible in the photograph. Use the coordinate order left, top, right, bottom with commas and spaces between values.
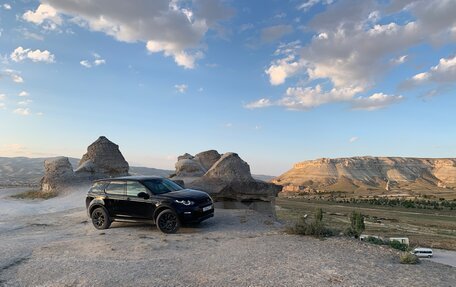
142, 179, 183, 194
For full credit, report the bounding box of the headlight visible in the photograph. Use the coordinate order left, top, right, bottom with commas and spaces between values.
175, 199, 194, 206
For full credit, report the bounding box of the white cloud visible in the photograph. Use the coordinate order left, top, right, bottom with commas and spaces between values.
0, 103, 5, 109
261, 0, 456, 111
13, 108, 30, 116
23, 0, 232, 69
349, 136, 358, 143
174, 84, 188, 93
224, 123, 233, 128
265, 41, 305, 85
18, 91, 29, 97
36, 112, 44, 116
22, 3, 62, 30
2, 69, 24, 83
94, 59, 106, 66
260, 25, 293, 43
2, 3, 11, 10
244, 98, 273, 109
18, 99, 33, 106
391, 55, 408, 65
80, 60, 92, 68
403, 55, 456, 89
246, 89, 402, 111
351, 93, 404, 111
0, 94, 5, 100
80, 54, 106, 68
10, 47, 55, 63
298, 0, 333, 11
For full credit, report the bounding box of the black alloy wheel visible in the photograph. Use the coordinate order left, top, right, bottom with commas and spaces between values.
156, 209, 180, 234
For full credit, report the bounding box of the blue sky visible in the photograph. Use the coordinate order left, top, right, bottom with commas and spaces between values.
0, 0, 455, 175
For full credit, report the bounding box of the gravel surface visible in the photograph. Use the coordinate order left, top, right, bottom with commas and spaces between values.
0, 205, 455, 287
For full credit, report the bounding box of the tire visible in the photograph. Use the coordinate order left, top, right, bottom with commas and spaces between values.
91, 207, 111, 230
156, 209, 180, 234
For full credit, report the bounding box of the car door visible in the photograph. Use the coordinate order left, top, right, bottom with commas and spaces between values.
125, 181, 155, 219
104, 180, 127, 216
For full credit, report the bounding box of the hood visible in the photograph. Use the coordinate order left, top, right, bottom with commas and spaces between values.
160, 189, 210, 201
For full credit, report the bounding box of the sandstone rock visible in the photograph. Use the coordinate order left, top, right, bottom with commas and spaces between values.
178, 153, 194, 161
75, 136, 129, 178
171, 150, 281, 215
40, 157, 75, 192
194, 150, 221, 171
274, 156, 456, 193
175, 158, 205, 177
204, 152, 253, 182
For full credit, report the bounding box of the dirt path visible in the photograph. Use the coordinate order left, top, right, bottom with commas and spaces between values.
0, 205, 455, 286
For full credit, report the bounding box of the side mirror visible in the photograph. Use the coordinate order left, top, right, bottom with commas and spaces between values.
137, 192, 150, 199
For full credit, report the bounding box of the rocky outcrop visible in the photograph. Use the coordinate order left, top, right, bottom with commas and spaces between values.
75, 136, 129, 178
274, 156, 456, 193
40, 136, 129, 193
171, 150, 281, 215
40, 157, 76, 192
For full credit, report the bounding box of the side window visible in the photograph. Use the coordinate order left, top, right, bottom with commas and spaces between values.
90, 182, 107, 193
105, 181, 126, 195
127, 181, 148, 197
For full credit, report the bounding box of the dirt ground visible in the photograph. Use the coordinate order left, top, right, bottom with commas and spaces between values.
0, 192, 455, 287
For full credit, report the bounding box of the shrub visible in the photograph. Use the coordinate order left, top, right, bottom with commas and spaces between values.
345, 211, 365, 238
389, 240, 408, 251
399, 252, 419, 264
366, 236, 385, 245
289, 208, 335, 238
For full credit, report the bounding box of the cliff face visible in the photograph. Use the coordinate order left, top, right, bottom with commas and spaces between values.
273, 157, 456, 192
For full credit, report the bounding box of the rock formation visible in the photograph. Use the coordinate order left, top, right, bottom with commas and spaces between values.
75, 136, 129, 178
40, 136, 129, 193
274, 156, 456, 193
40, 157, 76, 192
171, 150, 281, 215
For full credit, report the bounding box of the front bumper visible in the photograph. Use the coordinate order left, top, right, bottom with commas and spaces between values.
177, 204, 215, 223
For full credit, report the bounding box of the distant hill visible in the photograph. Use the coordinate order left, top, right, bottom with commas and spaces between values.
273, 156, 456, 194
0, 157, 173, 187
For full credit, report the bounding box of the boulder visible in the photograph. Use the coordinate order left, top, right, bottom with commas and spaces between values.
40, 157, 75, 192
175, 158, 205, 177
75, 136, 129, 178
171, 150, 281, 215
194, 150, 221, 171
204, 152, 253, 182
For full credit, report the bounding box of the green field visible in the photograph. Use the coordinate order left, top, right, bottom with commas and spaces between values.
276, 197, 456, 250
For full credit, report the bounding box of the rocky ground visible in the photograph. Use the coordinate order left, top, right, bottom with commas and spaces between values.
0, 189, 455, 287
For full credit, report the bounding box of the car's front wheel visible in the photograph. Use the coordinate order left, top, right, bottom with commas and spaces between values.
91, 207, 111, 230
156, 209, 180, 234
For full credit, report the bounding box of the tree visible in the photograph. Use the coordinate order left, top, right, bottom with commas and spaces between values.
346, 211, 365, 238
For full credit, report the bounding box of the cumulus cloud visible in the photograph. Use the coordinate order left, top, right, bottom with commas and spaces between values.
23, 0, 233, 69
80, 53, 106, 68
260, 25, 293, 43
2, 3, 11, 10
244, 98, 273, 109
260, 0, 456, 111
18, 91, 29, 97
245, 88, 402, 111
174, 84, 188, 93
402, 55, 456, 89
265, 41, 305, 85
10, 47, 55, 63
2, 69, 24, 83
351, 93, 404, 111
0, 94, 5, 100
13, 108, 31, 116
0, 103, 5, 109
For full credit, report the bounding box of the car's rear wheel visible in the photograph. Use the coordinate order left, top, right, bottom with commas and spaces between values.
156, 209, 180, 234
91, 207, 111, 230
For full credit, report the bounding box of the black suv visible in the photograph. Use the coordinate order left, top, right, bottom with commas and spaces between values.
85, 176, 214, 233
